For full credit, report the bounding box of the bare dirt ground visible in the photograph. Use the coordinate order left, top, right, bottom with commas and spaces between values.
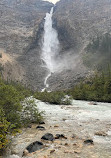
0, 49, 26, 82
0, 49, 13, 64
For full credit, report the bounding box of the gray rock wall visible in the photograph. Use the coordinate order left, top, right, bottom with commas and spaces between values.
0, 0, 111, 91
54, 0, 111, 51
0, 0, 53, 90
47, 0, 111, 91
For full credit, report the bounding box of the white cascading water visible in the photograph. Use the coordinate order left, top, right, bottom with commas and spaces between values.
41, 7, 59, 91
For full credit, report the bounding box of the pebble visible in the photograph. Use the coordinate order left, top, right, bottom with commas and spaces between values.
84, 139, 94, 145
50, 149, 55, 154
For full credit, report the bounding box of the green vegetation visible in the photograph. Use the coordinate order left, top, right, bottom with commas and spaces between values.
34, 90, 71, 105
21, 98, 44, 126
0, 77, 71, 155
0, 84, 22, 128
81, 33, 111, 101
83, 33, 111, 70
0, 108, 10, 153
0, 78, 43, 155
68, 69, 111, 102
0, 46, 111, 155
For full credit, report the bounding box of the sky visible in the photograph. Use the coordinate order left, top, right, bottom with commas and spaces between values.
43, 0, 60, 4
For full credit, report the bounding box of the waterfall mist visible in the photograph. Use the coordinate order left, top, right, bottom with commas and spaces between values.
41, 7, 81, 91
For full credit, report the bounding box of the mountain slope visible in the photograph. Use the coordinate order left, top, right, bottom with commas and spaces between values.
47, 0, 111, 90
0, 0, 111, 91
54, 0, 111, 51
0, 0, 53, 89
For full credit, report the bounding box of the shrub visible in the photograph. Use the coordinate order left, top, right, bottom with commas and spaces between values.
34, 91, 71, 105
0, 108, 10, 155
68, 70, 111, 102
21, 98, 44, 125
0, 84, 23, 127
0, 78, 33, 155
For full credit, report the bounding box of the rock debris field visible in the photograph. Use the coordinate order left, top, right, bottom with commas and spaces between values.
6, 99, 111, 158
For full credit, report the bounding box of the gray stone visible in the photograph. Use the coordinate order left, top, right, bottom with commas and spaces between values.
84, 139, 94, 145
41, 133, 54, 141
26, 141, 44, 153
36, 125, 45, 130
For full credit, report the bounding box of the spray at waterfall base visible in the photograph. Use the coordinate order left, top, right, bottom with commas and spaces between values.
41, 7, 82, 92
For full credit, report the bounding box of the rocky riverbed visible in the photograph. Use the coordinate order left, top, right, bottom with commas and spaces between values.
5, 99, 111, 158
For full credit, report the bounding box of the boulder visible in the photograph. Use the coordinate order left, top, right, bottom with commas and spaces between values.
84, 139, 94, 145
55, 134, 67, 139
26, 141, 44, 153
36, 125, 45, 130
41, 133, 54, 141
39, 121, 45, 125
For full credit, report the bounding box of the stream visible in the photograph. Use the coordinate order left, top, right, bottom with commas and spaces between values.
6, 99, 111, 158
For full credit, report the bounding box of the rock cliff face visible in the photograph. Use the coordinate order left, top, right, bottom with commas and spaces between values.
0, 0, 53, 89
54, 0, 111, 51
0, 0, 111, 91
0, 0, 53, 54
49, 0, 111, 90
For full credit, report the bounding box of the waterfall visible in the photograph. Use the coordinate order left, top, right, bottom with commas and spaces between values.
41, 7, 59, 91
